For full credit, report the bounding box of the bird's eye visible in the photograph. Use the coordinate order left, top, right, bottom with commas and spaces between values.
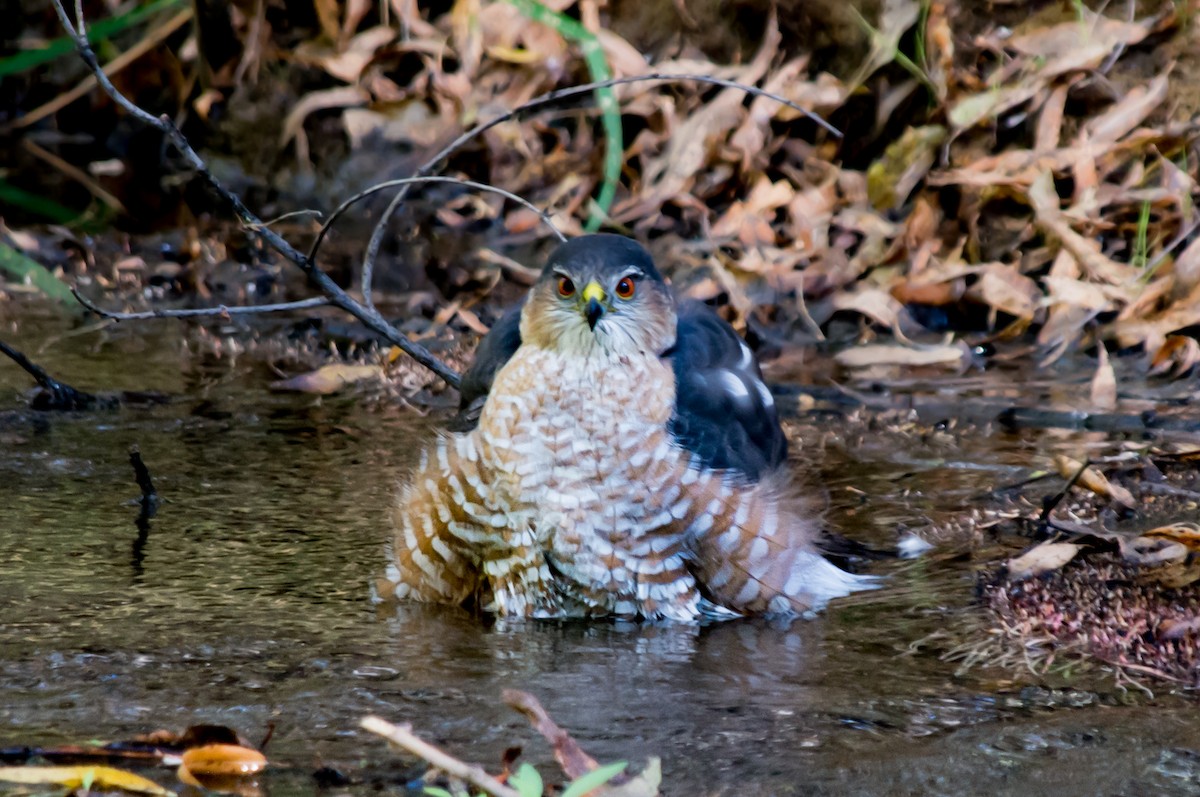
615, 276, 636, 299
556, 276, 575, 297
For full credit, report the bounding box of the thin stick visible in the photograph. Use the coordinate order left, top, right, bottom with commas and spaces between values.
72, 289, 329, 321
360, 716, 521, 797
49, 0, 463, 390
358, 72, 844, 309
22, 138, 126, 212
306, 175, 567, 267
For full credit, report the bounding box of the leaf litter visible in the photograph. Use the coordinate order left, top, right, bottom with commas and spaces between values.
5, 0, 1200, 390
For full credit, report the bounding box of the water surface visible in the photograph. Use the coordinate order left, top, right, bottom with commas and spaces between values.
2, 305, 1198, 796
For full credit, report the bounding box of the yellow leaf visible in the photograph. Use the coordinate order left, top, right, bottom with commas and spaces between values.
485, 45, 540, 64
268, 364, 384, 394
1052, 455, 1135, 508
0, 766, 176, 797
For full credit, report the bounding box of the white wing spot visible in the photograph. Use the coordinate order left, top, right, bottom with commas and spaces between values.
755, 378, 775, 408
738, 343, 754, 369
717, 370, 751, 404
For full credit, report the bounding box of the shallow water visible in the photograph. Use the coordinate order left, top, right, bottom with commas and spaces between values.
2, 303, 1199, 797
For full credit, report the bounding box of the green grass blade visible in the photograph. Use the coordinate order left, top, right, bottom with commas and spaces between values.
0, 180, 80, 224
507, 763, 544, 797
0, 0, 185, 78
0, 242, 77, 304
559, 761, 627, 797
505, 0, 621, 231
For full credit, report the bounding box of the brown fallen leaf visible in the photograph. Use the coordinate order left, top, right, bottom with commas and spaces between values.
1120, 535, 1189, 568
1149, 336, 1200, 377
269, 364, 384, 394
964, 263, 1041, 321
1158, 616, 1200, 641
830, 287, 905, 329
1052, 454, 1135, 508
0, 766, 175, 797
1006, 541, 1083, 580
1089, 346, 1117, 410
1143, 522, 1200, 548
1027, 171, 1139, 285
834, 342, 966, 368
179, 745, 267, 777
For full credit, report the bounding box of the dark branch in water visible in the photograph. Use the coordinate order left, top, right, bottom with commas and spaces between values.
72, 289, 330, 321
129, 445, 159, 510
49, 0, 463, 391
129, 445, 158, 581
358, 73, 844, 310
1037, 459, 1091, 535
0, 337, 108, 410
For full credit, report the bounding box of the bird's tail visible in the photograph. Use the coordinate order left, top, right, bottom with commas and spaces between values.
687, 472, 879, 616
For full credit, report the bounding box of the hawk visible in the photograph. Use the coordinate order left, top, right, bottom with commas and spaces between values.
387, 234, 874, 620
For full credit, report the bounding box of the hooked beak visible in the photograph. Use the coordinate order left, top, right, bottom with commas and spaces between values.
581, 281, 606, 330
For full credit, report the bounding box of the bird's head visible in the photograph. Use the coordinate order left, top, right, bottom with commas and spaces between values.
520, 234, 677, 357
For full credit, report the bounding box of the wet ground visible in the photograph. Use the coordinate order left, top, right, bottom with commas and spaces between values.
3, 299, 1200, 797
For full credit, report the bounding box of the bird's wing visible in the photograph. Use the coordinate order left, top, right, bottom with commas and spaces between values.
450, 305, 524, 432
665, 301, 787, 482
452, 300, 787, 484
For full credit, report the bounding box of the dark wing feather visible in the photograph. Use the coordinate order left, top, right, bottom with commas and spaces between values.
451, 300, 787, 482
665, 301, 787, 481
449, 305, 523, 432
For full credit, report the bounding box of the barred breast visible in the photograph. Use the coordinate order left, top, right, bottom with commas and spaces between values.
389, 347, 871, 620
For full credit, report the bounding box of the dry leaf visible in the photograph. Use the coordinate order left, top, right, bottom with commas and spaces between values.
1149, 336, 1200, 377
1006, 541, 1082, 580
1081, 72, 1169, 146
834, 343, 965, 368
1052, 454, 1135, 508
965, 263, 1041, 320
0, 766, 175, 797
1089, 345, 1117, 410
269, 364, 384, 394
1120, 535, 1188, 567
831, 287, 904, 328
1027, 171, 1139, 285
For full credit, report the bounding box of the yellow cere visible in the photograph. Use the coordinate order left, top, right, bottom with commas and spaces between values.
581, 281, 606, 303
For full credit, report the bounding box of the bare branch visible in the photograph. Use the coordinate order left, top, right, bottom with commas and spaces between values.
360, 716, 521, 797
359, 72, 843, 306
0, 337, 104, 410
72, 289, 330, 321
49, 0, 463, 390
306, 176, 567, 274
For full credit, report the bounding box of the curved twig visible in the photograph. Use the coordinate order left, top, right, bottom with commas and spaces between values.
358, 72, 844, 309
361, 716, 520, 797
72, 288, 330, 321
49, 0, 463, 390
306, 175, 567, 270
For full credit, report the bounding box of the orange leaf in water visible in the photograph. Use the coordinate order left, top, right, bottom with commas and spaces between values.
180, 745, 267, 777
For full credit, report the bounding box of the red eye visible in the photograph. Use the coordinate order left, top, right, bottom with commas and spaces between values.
615, 276, 635, 299
557, 276, 575, 297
